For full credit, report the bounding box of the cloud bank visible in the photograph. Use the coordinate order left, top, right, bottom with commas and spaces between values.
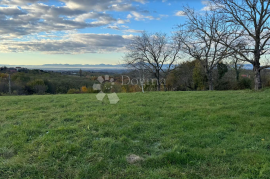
0, 0, 160, 54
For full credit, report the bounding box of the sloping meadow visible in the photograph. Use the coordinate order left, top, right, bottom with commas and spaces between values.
0, 90, 270, 178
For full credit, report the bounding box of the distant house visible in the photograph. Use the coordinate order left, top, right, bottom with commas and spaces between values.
16, 67, 22, 71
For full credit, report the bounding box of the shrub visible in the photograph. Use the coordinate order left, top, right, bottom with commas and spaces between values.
237, 78, 252, 89
265, 79, 270, 87
67, 89, 80, 94
87, 87, 94, 93
81, 86, 88, 93
215, 81, 232, 90
121, 86, 127, 93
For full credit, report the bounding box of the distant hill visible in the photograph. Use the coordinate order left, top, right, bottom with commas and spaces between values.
243, 64, 253, 70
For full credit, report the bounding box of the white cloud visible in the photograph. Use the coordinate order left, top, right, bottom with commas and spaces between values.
107, 25, 120, 30
127, 14, 133, 18
0, 1, 137, 39
0, 0, 154, 37
0, 33, 132, 54
175, 11, 185, 16
122, 34, 135, 39
117, 19, 130, 24
0, 0, 162, 54
123, 29, 143, 33
201, 0, 221, 11
128, 11, 156, 21
106, 24, 142, 34
61, 0, 141, 12
0, 6, 24, 15
74, 12, 117, 27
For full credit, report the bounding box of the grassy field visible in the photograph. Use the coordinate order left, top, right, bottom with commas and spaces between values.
0, 90, 270, 178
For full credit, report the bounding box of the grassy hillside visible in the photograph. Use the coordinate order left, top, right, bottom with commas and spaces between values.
0, 90, 270, 178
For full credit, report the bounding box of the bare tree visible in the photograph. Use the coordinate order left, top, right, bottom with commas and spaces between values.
208, 0, 270, 90
176, 9, 231, 90
124, 32, 181, 91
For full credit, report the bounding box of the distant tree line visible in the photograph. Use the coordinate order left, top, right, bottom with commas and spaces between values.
0, 68, 169, 95
0, 69, 99, 95
1, 66, 270, 95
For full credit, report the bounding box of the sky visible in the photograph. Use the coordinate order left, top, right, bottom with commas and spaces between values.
0, 0, 208, 65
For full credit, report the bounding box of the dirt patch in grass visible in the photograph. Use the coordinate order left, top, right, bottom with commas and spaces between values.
126, 154, 144, 164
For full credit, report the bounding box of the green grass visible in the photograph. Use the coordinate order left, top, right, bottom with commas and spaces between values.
1, 90, 270, 178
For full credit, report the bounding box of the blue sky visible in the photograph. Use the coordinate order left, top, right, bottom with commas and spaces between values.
0, 0, 206, 65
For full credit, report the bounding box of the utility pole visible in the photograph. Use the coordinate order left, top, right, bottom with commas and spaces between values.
8, 74, 11, 95
138, 63, 145, 93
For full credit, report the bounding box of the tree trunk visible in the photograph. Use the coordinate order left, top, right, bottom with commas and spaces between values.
234, 63, 240, 82
254, 66, 262, 90
209, 81, 213, 91
254, 39, 262, 90
157, 80, 161, 91
156, 70, 161, 91
208, 72, 214, 91
141, 80, 145, 93
236, 70, 240, 82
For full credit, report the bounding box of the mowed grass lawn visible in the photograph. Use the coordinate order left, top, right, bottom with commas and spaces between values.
0, 90, 270, 178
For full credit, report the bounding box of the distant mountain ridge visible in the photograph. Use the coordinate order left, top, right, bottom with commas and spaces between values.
0, 64, 126, 71
0, 63, 261, 71
41, 64, 125, 67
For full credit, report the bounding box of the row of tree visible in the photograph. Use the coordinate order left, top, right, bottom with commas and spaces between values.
0, 71, 96, 95
124, 0, 270, 91
166, 59, 265, 91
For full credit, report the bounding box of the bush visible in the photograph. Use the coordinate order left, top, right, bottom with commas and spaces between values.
87, 87, 95, 93
237, 78, 252, 89
67, 89, 81, 94
80, 86, 96, 93
81, 86, 88, 93
215, 81, 232, 90
265, 79, 270, 87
